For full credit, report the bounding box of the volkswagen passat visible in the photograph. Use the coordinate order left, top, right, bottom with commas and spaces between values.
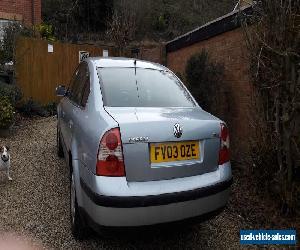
56, 57, 232, 239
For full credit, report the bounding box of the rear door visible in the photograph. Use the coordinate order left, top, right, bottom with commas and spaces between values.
59, 67, 79, 152
63, 63, 87, 151
68, 62, 92, 167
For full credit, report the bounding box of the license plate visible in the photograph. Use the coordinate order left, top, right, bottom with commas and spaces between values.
150, 141, 200, 163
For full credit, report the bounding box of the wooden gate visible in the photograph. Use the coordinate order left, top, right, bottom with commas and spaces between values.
15, 37, 116, 104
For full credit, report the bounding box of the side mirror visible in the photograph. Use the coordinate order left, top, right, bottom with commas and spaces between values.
56, 85, 67, 97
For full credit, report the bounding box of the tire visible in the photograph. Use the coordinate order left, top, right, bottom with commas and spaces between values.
70, 172, 86, 240
57, 127, 64, 158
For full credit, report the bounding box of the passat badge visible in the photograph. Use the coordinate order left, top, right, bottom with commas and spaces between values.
129, 137, 149, 143
173, 123, 183, 138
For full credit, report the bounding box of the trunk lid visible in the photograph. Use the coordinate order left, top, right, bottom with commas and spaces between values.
105, 106, 221, 182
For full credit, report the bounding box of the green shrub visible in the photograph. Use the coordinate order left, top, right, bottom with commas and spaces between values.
185, 49, 224, 114
0, 82, 22, 107
0, 98, 14, 129
18, 99, 57, 117
44, 101, 57, 116
154, 15, 168, 31
0, 23, 34, 64
18, 99, 47, 117
34, 23, 56, 42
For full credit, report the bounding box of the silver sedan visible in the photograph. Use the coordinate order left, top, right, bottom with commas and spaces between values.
56, 57, 232, 239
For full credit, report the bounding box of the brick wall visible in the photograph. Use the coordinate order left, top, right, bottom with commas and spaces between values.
0, 0, 41, 26
122, 44, 165, 65
139, 45, 165, 64
166, 27, 252, 160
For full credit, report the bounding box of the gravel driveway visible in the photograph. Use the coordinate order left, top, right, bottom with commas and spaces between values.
0, 117, 248, 249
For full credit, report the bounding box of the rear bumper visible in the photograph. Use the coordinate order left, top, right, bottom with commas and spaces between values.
80, 204, 227, 234
80, 187, 231, 227
79, 181, 231, 227
77, 163, 232, 227
80, 177, 232, 208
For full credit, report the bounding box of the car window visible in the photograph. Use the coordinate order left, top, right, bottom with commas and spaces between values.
136, 69, 195, 107
69, 63, 88, 106
98, 68, 138, 107
68, 67, 79, 94
97, 67, 196, 107
81, 74, 90, 107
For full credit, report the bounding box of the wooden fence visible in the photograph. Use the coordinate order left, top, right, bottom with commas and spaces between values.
15, 37, 116, 104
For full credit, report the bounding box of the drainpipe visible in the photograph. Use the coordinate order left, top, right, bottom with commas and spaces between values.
31, 0, 35, 25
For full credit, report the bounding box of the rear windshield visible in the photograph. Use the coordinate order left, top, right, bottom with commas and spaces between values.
97, 67, 196, 107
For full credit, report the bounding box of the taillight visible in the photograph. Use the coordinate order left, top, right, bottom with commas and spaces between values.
96, 128, 125, 176
218, 123, 230, 165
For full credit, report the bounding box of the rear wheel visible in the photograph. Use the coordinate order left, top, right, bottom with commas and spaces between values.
57, 127, 64, 158
70, 172, 86, 240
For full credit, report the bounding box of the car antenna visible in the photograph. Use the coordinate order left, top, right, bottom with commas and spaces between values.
134, 59, 137, 75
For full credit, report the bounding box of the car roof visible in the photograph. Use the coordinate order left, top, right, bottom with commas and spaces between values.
87, 57, 168, 71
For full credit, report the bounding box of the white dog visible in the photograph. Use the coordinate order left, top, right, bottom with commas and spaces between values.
0, 146, 12, 181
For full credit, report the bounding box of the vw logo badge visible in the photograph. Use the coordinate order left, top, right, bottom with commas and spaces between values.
173, 123, 183, 138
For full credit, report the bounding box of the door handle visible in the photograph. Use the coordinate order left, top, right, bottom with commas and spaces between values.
62, 111, 65, 118
69, 120, 73, 129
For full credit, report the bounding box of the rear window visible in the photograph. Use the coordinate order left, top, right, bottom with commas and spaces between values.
97, 67, 196, 107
